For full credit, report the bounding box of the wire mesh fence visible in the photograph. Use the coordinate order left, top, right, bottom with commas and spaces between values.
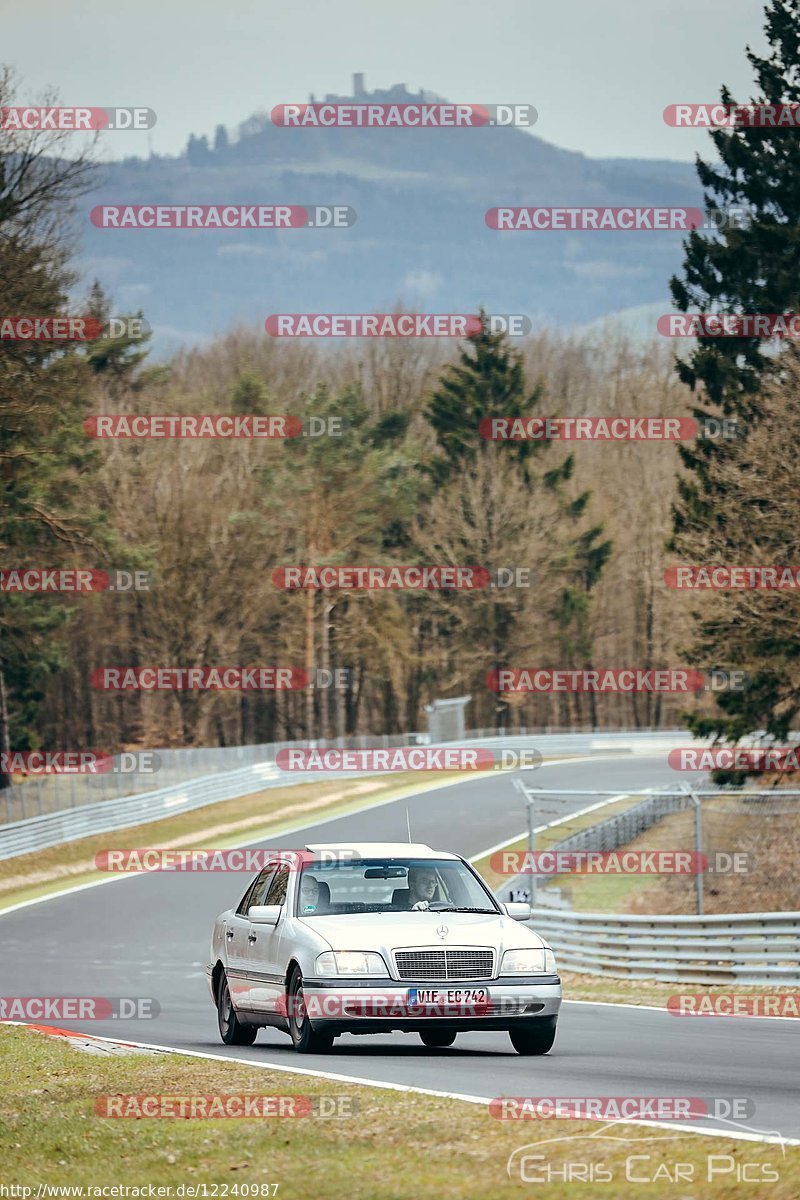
0, 724, 676, 825
506, 785, 800, 917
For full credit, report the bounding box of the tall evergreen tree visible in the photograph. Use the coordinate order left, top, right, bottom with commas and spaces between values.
668, 0, 800, 758
425, 318, 611, 723
0, 69, 118, 783
670, 0, 800, 545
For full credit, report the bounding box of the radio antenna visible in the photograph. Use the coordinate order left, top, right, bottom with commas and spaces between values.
406, 807, 413, 843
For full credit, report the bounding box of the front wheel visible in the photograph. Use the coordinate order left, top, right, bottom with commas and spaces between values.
509, 1017, 557, 1056
419, 1029, 457, 1048
217, 972, 257, 1045
287, 968, 334, 1054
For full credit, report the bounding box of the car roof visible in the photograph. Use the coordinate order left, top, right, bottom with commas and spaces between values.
303, 841, 458, 860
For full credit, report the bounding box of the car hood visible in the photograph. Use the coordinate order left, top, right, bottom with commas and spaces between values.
298, 910, 546, 954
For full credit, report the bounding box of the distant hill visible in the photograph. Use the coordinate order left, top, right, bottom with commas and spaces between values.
79, 75, 703, 356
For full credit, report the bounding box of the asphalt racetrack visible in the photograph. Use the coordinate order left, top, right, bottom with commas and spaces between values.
2, 754, 797, 1142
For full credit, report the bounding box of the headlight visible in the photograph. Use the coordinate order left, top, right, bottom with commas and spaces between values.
315, 951, 389, 976
500, 946, 557, 975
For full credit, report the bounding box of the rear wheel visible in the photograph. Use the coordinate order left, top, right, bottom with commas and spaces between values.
419, 1029, 457, 1048
217, 972, 257, 1045
287, 968, 334, 1054
509, 1017, 557, 1056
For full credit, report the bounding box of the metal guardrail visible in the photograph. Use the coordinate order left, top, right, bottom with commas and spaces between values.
0, 760, 283, 862
525, 908, 800, 986
0, 726, 686, 824
0, 733, 426, 824
0, 729, 689, 862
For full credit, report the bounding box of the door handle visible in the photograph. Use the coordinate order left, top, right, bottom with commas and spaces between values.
225, 930, 235, 940
248, 932, 257, 943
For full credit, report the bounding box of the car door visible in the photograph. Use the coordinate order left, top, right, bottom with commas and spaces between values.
226, 867, 275, 1009
245, 863, 291, 1015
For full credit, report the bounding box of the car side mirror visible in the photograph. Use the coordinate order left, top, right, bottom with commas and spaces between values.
505, 902, 532, 921
248, 904, 282, 925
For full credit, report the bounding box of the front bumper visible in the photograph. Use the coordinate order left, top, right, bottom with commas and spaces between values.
301, 974, 562, 1034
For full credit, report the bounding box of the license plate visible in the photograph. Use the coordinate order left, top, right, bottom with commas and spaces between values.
407, 987, 490, 1008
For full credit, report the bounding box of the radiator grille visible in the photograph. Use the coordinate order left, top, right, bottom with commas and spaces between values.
394, 949, 494, 980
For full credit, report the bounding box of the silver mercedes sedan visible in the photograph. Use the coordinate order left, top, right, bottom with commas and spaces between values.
207, 841, 561, 1055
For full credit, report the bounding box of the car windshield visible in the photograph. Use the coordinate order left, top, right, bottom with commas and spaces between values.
295, 857, 498, 917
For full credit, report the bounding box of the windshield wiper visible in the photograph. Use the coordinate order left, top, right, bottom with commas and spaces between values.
427, 905, 498, 914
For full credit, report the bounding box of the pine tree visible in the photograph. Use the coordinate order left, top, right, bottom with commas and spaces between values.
670, 0, 800, 546
425, 317, 611, 723
668, 0, 800, 759
426, 314, 557, 486
0, 69, 116, 783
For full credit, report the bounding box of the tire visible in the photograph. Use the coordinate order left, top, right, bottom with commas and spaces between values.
419, 1029, 457, 1048
217, 971, 258, 1046
509, 1017, 557, 1056
287, 968, 334, 1054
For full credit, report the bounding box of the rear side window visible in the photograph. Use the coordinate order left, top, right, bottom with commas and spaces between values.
263, 865, 290, 908
237, 867, 274, 915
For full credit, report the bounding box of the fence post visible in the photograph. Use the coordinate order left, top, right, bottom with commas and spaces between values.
686, 784, 704, 916
513, 777, 539, 908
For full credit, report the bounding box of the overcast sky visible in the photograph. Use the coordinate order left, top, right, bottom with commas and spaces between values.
5, 0, 768, 162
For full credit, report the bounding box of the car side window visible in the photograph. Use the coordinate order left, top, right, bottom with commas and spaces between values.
237, 867, 274, 915
263, 865, 290, 908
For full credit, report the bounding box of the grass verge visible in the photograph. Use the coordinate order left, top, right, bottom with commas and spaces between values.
560, 971, 800, 1012
1, 1024, 797, 1198
0, 771, 476, 912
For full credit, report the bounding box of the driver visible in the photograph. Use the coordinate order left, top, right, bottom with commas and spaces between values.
299, 873, 321, 912
404, 866, 438, 911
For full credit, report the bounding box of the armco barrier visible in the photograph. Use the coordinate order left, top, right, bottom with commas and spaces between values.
0, 726, 684, 823
525, 908, 800, 986
0, 761, 282, 862
0, 729, 688, 861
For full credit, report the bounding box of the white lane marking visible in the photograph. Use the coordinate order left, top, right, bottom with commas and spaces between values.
3, 1022, 796, 1146
0, 754, 631, 919
563, 998, 800, 1023
470, 788, 638, 860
